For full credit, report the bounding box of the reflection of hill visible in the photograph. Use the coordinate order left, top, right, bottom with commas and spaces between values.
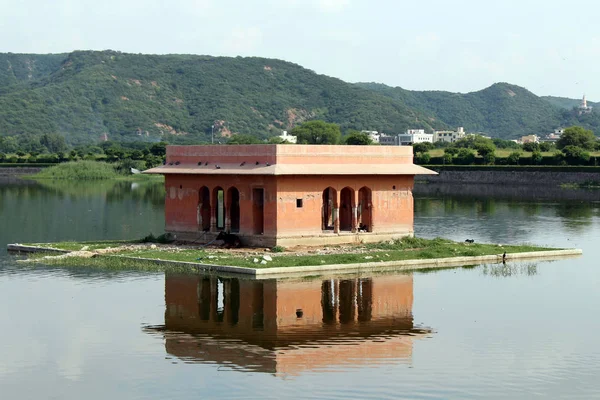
145, 273, 432, 376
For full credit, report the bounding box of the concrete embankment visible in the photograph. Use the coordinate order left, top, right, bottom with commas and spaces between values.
415, 166, 600, 186
7, 243, 582, 279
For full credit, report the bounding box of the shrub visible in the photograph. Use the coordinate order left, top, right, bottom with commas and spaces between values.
507, 151, 522, 165
531, 151, 543, 165
561, 145, 590, 165
455, 148, 476, 165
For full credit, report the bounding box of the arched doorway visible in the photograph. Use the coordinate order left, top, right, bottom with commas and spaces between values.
358, 187, 372, 232
339, 187, 354, 232
227, 187, 240, 233
322, 187, 337, 231
213, 187, 225, 231
198, 186, 211, 232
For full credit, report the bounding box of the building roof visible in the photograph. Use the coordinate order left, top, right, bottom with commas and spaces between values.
143, 144, 437, 176
145, 163, 436, 175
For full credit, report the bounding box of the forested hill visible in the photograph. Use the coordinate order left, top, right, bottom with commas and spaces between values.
357, 82, 600, 138
1, 50, 598, 146
0, 51, 445, 145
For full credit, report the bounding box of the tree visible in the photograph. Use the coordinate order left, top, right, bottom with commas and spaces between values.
539, 142, 554, 152
556, 126, 597, 150
227, 134, 262, 145
561, 145, 590, 165
344, 131, 372, 145
507, 151, 522, 165
522, 142, 540, 152
415, 152, 431, 164
531, 150, 543, 165
291, 121, 341, 145
413, 142, 434, 153
454, 148, 476, 165
149, 142, 168, 156
40, 133, 68, 153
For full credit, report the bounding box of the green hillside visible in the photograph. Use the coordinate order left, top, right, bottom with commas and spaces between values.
0, 51, 444, 145
1, 50, 598, 145
358, 82, 566, 138
541, 95, 599, 110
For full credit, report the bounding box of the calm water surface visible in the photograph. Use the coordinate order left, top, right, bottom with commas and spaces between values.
1, 179, 599, 399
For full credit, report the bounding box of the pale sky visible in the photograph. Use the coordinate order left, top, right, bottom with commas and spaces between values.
1, 0, 598, 99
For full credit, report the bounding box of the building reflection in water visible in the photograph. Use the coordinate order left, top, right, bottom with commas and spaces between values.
145, 273, 433, 376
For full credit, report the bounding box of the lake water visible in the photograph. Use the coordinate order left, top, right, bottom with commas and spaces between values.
1, 179, 599, 400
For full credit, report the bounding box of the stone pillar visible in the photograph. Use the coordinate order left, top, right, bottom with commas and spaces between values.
333, 207, 340, 233
351, 189, 359, 233
333, 190, 340, 233
210, 205, 217, 232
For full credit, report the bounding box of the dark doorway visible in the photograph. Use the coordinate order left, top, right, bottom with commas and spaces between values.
340, 187, 354, 232
227, 187, 240, 233
199, 186, 211, 231
213, 187, 225, 230
322, 187, 336, 231
358, 187, 372, 232
252, 188, 264, 235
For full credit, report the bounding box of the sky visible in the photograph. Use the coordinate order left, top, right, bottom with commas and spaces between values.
1, 0, 599, 99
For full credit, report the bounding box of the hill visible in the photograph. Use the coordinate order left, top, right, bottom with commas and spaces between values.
1, 50, 599, 146
357, 82, 568, 138
541, 95, 599, 110
0, 51, 444, 145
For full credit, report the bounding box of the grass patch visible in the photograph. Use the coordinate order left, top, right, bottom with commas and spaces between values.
20, 237, 557, 271
29, 160, 163, 181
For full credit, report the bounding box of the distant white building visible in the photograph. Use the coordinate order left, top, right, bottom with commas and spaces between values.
542, 129, 563, 142
433, 127, 466, 143
378, 129, 433, 146
579, 95, 593, 115
398, 129, 433, 145
520, 135, 539, 144
279, 130, 297, 144
361, 130, 380, 143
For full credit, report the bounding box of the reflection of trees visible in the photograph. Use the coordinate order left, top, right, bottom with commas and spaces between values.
555, 202, 593, 231
105, 181, 165, 207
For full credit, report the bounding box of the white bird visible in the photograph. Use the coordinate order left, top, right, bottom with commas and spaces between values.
130, 168, 141, 174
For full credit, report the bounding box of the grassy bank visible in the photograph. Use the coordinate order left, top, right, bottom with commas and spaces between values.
21, 237, 556, 271
29, 160, 162, 180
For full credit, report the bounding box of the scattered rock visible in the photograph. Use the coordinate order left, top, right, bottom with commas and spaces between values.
260, 260, 268, 265
364, 256, 374, 260
150, 244, 157, 249
80, 246, 89, 251
263, 255, 273, 261
253, 258, 259, 263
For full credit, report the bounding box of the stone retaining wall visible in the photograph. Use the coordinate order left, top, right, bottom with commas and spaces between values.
0, 166, 44, 176
416, 169, 600, 186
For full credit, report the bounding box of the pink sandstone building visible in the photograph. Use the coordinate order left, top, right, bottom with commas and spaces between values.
145, 144, 435, 247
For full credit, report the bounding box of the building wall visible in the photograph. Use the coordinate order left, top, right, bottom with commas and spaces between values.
163, 174, 415, 246
164, 174, 278, 238
275, 175, 415, 241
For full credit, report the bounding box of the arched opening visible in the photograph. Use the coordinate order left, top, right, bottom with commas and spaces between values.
213, 187, 225, 231
227, 187, 240, 233
358, 187, 372, 232
322, 187, 337, 231
339, 187, 354, 232
198, 186, 211, 232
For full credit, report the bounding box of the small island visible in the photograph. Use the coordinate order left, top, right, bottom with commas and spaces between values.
8, 236, 581, 277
